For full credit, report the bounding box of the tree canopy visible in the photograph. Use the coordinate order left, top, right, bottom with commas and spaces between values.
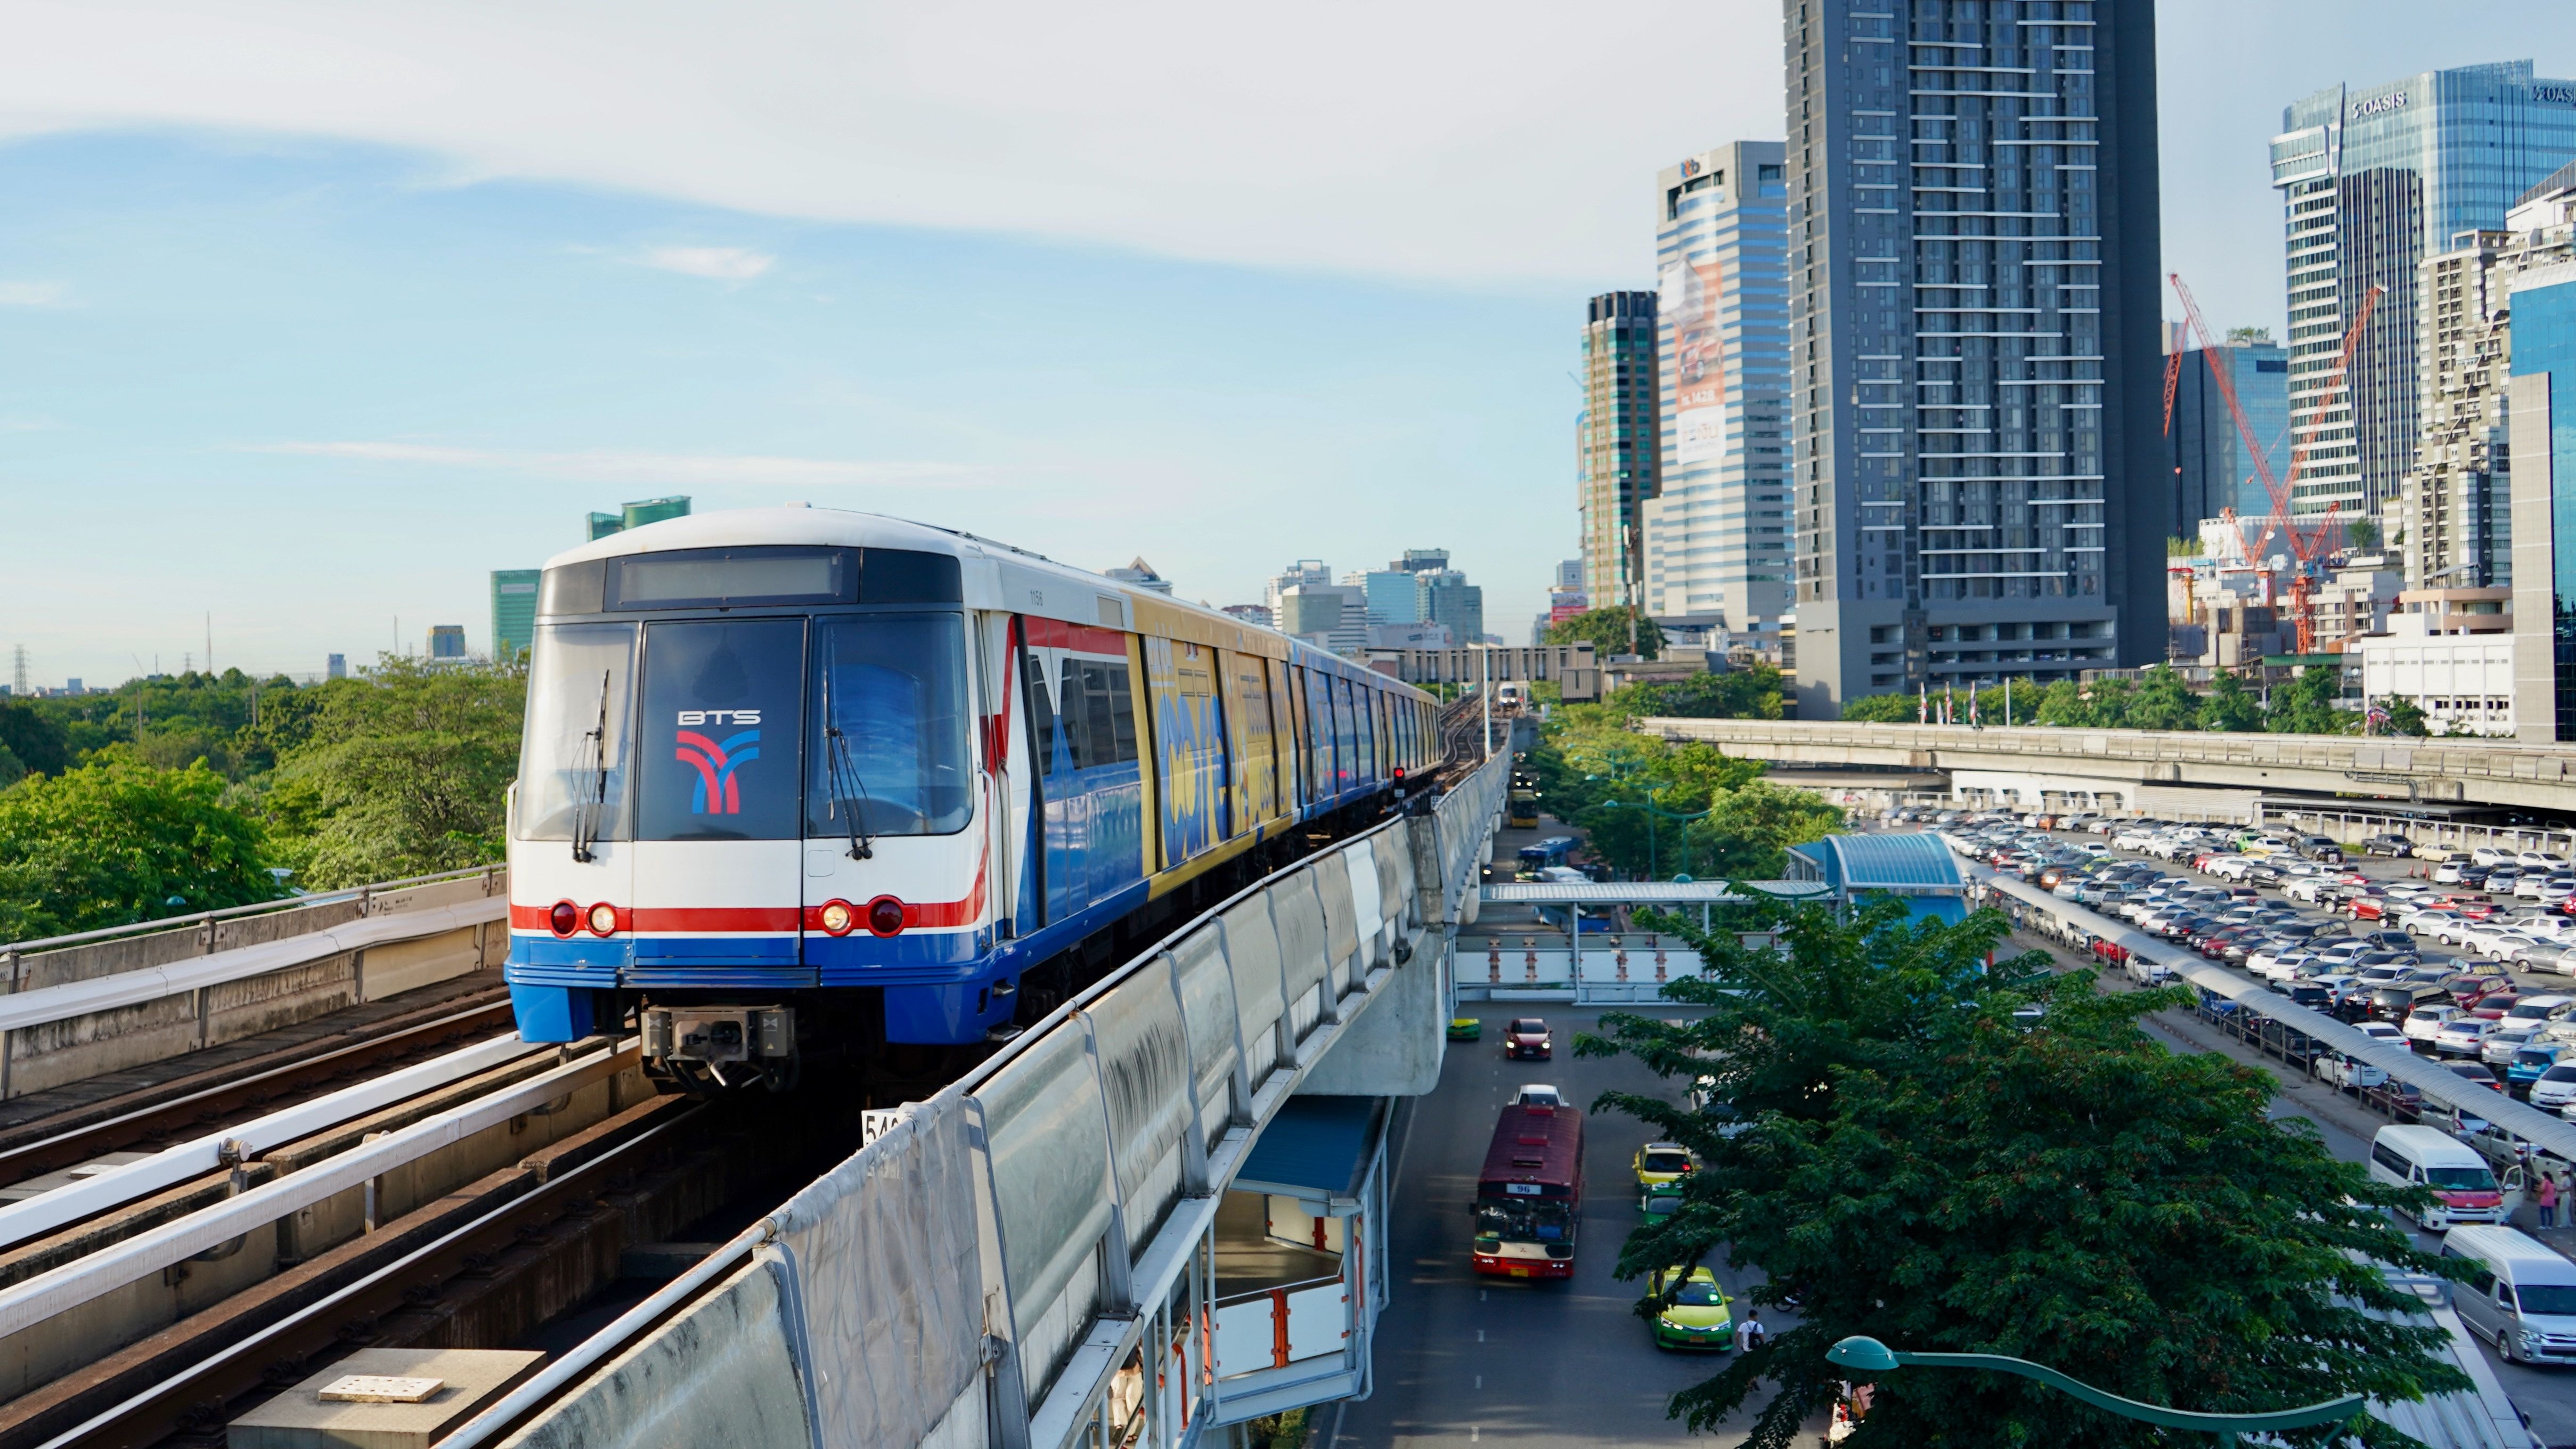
1523, 702, 1838, 880
1601, 663, 1787, 723
0, 755, 275, 940
1581, 900, 2471, 1448
1546, 606, 1664, 660
1838, 666, 2318, 735
0, 656, 528, 938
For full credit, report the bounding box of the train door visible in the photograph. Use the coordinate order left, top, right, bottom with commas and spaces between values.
1022, 620, 1144, 921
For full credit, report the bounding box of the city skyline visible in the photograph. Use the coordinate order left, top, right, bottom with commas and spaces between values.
6, 3, 2576, 685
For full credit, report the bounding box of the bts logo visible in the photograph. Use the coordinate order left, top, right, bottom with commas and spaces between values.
678, 710, 761, 727
676, 728, 760, 815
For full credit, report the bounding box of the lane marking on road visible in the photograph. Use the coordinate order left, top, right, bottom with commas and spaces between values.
1471, 1428, 1479, 1443
1476, 1329, 1485, 1342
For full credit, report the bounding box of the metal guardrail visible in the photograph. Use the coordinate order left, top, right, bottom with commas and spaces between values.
0, 865, 503, 957
1642, 718, 2576, 800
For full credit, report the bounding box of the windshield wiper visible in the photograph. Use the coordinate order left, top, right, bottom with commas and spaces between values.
572, 669, 610, 863
821, 671, 876, 861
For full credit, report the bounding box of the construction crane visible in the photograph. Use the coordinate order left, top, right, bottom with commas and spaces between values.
2167, 274, 2381, 654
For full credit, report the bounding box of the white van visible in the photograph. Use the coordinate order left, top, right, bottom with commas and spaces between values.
2441, 1225, 2576, 1365
2367, 1126, 2508, 1229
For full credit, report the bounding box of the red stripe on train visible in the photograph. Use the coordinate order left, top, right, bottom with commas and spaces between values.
1024, 616, 1130, 655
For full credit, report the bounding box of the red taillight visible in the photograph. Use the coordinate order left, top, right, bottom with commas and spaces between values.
819, 900, 856, 937
586, 902, 619, 937
549, 901, 579, 937
867, 896, 908, 937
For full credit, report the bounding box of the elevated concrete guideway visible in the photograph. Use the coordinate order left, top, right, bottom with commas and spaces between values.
1639, 718, 2576, 814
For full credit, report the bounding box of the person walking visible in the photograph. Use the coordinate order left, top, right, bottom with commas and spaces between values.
2539, 1171, 2562, 1232
1739, 1308, 1767, 1351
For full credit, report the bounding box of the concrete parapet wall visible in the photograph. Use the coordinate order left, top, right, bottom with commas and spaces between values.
494, 1250, 812, 1449
0, 870, 509, 1101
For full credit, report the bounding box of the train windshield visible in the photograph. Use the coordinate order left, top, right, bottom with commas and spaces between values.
516, 622, 638, 842
637, 619, 808, 841
808, 614, 973, 837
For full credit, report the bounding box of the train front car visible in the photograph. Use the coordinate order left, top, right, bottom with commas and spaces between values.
505, 510, 1005, 1090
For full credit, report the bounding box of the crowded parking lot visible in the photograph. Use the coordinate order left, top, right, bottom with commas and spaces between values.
1904, 806, 2576, 1122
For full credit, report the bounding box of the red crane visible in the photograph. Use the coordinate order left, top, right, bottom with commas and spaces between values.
2166, 274, 2381, 654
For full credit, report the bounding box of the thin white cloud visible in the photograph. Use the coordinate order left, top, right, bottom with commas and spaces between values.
0, 0, 1787, 284
637, 246, 774, 281
0, 281, 71, 307
254, 441, 980, 488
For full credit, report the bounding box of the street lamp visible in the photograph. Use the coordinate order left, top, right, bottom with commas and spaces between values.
1822, 1336, 2363, 1447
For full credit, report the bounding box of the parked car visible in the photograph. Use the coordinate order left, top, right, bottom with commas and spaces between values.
2448, 1060, 2508, 1094
2532, 1061, 2576, 1112
2315, 1049, 2389, 1091
2364, 834, 2415, 858
2435, 1016, 2499, 1058
2404, 1004, 2467, 1048
2520, 851, 2573, 873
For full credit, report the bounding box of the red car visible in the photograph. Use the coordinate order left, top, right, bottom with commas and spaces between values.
1505, 1017, 1553, 1060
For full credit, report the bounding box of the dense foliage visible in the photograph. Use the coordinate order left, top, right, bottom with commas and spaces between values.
1583, 900, 2472, 1448
0, 755, 275, 941
1525, 700, 1838, 880
1545, 605, 1664, 659
1601, 664, 1787, 722
1840, 663, 2361, 736
0, 657, 527, 938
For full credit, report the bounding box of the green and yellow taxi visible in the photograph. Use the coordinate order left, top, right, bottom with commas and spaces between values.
1634, 1143, 1697, 1197
1646, 1265, 1734, 1350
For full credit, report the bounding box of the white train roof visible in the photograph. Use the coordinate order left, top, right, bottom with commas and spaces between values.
541, 505, 1406, 684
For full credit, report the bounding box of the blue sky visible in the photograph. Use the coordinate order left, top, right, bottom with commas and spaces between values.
3, 0, 2574, 686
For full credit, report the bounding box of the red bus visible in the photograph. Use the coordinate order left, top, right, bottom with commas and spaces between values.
1473, 1098, 1585, 1279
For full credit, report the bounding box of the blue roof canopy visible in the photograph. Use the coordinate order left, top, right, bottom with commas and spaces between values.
1788, 833, 1963, 897
1235, 1096, 1389, 1210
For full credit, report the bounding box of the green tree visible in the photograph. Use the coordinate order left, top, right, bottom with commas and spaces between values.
0, 756, 275, 940
2122, 665, 2198, 731
1605, 665, 1786, 722
2379, 695, 2430, 737
2267, 664, 2353, 736
1545, 606, 1665, 660
262, 656, 527, 888
0, 702, 70, 778
1841, 693, 1917, 723
2198, 670, 2263, 731
1581, 900, 2469, 1448
2346, 517, 2381, 551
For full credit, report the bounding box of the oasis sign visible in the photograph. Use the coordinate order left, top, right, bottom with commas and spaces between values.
2352, 92, 2409, 118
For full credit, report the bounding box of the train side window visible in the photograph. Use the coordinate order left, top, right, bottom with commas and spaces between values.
1107, 661, 1139, 763
1081, 662, 1121, 768
1025, 650, 1065, 778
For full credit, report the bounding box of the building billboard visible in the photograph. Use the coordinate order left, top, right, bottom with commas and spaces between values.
1660, 258, 1727, 465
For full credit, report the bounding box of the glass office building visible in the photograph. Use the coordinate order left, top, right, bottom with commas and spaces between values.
1640, 141, 1790, 639
2271, 62, 2576, 518
1578, 291, 1660, 610
2512, 265, 2576, 737
491, 568, 540, 661
1783, 0, 2166, 713
2166, 336, 2292, 535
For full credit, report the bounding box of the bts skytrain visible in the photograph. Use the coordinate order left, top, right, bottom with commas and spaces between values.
504, 506, 1441, 1087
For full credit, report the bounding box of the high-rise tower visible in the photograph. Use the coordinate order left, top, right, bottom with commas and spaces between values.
1783, 0, 2165, 715
1578, 291, 1660, 612
1640, 141, 1792, 642
2272, 63, 2576, 519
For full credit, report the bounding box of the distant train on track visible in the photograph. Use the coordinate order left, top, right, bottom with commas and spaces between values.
505, 506, 1441, 1088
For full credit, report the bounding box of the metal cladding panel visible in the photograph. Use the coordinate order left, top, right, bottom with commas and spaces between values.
1172, 945, 1241, 1129
1339, 843, 1383, 970
973, 1028, 1113, 1341
771, 1098, 984, 1449
1313, 860, 1361, 972
1269, 872, 1332, 1005
1080, 958, 1193, 1246
1375, 827, 1416, 930
1213, 903, 1285, 1049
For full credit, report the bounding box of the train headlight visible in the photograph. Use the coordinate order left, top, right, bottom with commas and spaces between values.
819, 900, 856, 936
867, 896, 908, 937
549, 901, 579, 937
587, 902, 619, 937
